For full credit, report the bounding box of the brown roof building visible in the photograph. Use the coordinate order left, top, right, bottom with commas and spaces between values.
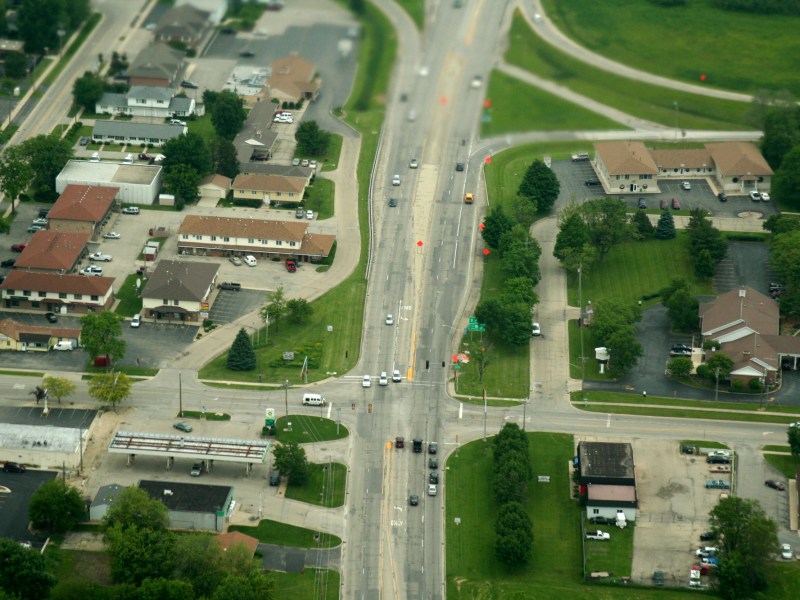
48, 185, 118, 236
177, 215, 334, 262
141, 260, 220, 322
14, 231, 90, 273
216, 531, 259, 557
155, 5, 210, 50
232, 173, 307, 206
268, 55, 320, 103
0, 318, 82, 353
0, 270, 114, 315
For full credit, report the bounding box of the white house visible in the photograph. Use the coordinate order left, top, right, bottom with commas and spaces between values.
95, 85, 195, 118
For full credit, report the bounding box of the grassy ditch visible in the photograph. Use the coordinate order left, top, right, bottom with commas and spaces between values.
229, 519, 341, 548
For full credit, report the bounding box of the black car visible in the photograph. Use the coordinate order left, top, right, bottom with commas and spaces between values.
455, 162, 465, 172
670, 344, 692, 357
409, 494, 419, 506
239, 50, 256, 58
3, 462, 26, 473
429, 472, 439, 484
220, 27, 236, 34
706, 455, 731, 464
428, 442, 438, 454
1, 258, 15, 268
717, 192, 728, 202
588, 516, 615, 525
428, 457, 438, 469
637, 198, 647, 209
388, 198, 397, 207
180, 80, 199, 89
38, 208, 50, 218
585, 178, 601, 186
652, 571, 665, 587
765, 479, 786, 491
44, 312, 58, 323
269, 472, 280, 486
700, 531, 717, 541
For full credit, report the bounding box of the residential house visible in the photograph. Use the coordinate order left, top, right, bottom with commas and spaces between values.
268, 54, 321, 103
0, 318, 81, 352
141, 260, 220, 322
138, 480, 234, 532
232, 173, 307, 206
95, 85, 195, 118
47, 185, 118, 237
154, 5, 211, 50
13, 231, 90, 274
92, 121, 187, 148
233, 100, 279, 165
698, 286, 800, 387
177, 215, 335, 262
127, 44, 186, 88
0, 270, 115, 314
56, 160, 163, 206
576, 441, 637, 522
238, 163, 315, 180
199, 174, 232, 202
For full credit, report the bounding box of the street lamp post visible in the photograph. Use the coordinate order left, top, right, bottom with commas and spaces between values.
673, 101, 679, 141
714, 368, 720, 402
57, 28, 66, 57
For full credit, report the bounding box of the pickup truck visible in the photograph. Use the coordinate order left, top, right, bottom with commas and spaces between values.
585, 530, 610, 541
218, 282, 241, 291
89, 252, 113, 262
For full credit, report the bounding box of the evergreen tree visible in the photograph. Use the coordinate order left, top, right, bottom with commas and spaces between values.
655, 210, 676, 239
694, 248, 716, 280
632, 210, 655, 238
227, 328, 256, 371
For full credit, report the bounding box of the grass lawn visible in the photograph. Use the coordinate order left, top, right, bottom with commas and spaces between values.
568, 320, 614, 381
505, 10, 752, 130
185, 112, 217, 144
571, 391, 800, 414
270, 569, 340, 600
229, 519, 341, 548
275, 415, 349, 444
304, 177, 334, 220
447, 433, 698, 598
393, 0, 424, 30
0, 369, 44, 377
541, 0, 800, 97
566, 233, 712, 307
48, 548, 112, 588
481, 69, 624, 137
763, 445, 791, 453
764, 454, 799, 479
178, 410, 231, 421
284, 462, 346, 508
577, 404, 800, 426
682, 440, 729, 450
319, 132, 343, 172
114, 273, 143, 317
584, 522, 634, 577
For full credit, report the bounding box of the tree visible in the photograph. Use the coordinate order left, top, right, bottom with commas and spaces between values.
495, 502, 533, 566
295, 120, 331, 157
554, 211, 593, 272
106, 524, 176, 585
4, 51, 28, 79
0, 537, 56, 599
0, 144, 34, 214
592, 300, 642, 345
164, 164, 200, 210
654, 209, 676, 239
42, 376, 76, 404
694, 248, 716, 280
498, 302, 536, 346
763, 213, 800, 235
709, 496, 778, 599
88, 371, 132, 412
162, 132, 213, 178
137, 578, 195, 600
509, 195, 538, 229
606, 328, 643, 376
103, 486, 169, 532
705, 352, 735, 381
760, 105, 800, 170
788, 426, 800, 463
664, 286, 699, 331
493, 423, 529, 466
667, 356, 693, 377
631, 209, 655, 238
210, 138, 240, 180
500, 243, 541, 285
517, 159, 560, 214
581, 199, 630, 260
481, 206, 514, 250
28, 478, 85, 533
19, 135, 74, 199
502, 277, 538, 307
272, 441, 309, 485
687, 212, 727, 264
227, 328, 256, 371
72, 71, 104, 112
772, 146, 800, 211
494, 456, 530, 504
211, 573, 276, 600
769, 230, 800, 284
465, 342, 492, 382
261, 286, 287, 332
286, 298, 313, 324
211, 90, 247, 140
79, 311, 126, 362
173, 534, 225, 598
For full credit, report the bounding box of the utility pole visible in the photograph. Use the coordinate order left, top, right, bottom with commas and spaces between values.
483, 386, 487, 443
284, 380, 289, 417
714, 368, 720, 403
179, 372, 183, 416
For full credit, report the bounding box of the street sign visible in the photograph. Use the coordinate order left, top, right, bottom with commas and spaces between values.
468, 316, 477, 325
467, 322, 485, 332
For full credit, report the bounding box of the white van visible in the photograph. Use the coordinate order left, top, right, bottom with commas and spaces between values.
52, 340, 76, 351
243, 255, 257, 267
302, 393, 325, 406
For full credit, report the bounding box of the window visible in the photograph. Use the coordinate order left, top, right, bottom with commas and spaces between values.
276, 241, 282, 246
163, 299, 169, 304
59, 293, 67, 299
182, 234, 189, 240
195, 235, 202, 240
91, 295, 99, 301
592, 508, 599, 514
223, 237, 230, 242
74, 294, 83, 300
732, 177, 739, 183
23, 290, 31, 297
38, 291, 46, 297
248, 238, 254, 244
174, 300, 180, 306
290, 242, 297, 247
211, 236, 217, 241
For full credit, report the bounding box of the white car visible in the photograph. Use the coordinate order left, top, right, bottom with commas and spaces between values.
362, 375, 371, 388
243, 255, 257, 267
80, 265, 103, 276
392, 369, 401, 382
782, 543, 793, 560
379, 371, 388, 386
531, 323, 541, 336
749, 190, 761, 201
428, 484, 437, 496
392, 174, 400, 186
229, 256, 242, 266
409, 158, 418, 169
470, 75, 483, 89
130, 314, 141, 328
122, 206, 140, 214
696, 546, 718, 558
585, 530, 610, 541
89, 252, 113, 262
682, 181, 691, 190
306, 210, 314, 220
103, 232, 121, 239
52, 340, 75, 351
385, 314, 394, 325
760, 192, 770, 201
309, 160, 317, 169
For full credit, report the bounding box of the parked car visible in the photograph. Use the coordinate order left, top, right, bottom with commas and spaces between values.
173, 422, 193, 433
749, 190, 761, 201
80, 265, 103, 276
637, 198, 647, 209
670, 344, 692, 357
585, 178, 601, 186
306, 210, 314, 220
285, 259, 297, 273
652, 571, 665, 586
706, 455, 731, 464
103, 231, 121, 239
1, 258, 16, 267
717, 192, 728, 202
781, 543, 793, 560
3, 462, 26, 473
53, 340, 75, 351
765, 479, 786, 491
589, 516, 615, 525
571, 152, 590, 162
218, 282, 242, 291
531, 323, 541, 336
705, 480, 730, 489
190, 462, 203, 476
671, 198, 681, 209
32, 218, 48, 225
699, 531, 716, 541
659, 198, 669, 210
229, 256, 242, 266
682, 181, 691, 190
180, 80, 199, 89
269, 472, 280, 486
295, 208, 304, 218
79, 136, 89, 146
27, 225, 45, 233
44, 312, 58, 323
130, 314, 141, 328
89, 252, 113, 262
760, 192, 771, 201
11, 243, 27, 252
243, 255, 257, 267
585, 530, 610, 540
122, 206, 140, 214
239, 50, 256, 57
696, 546, 718, 558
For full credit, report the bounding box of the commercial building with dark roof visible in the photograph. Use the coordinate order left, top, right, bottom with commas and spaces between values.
141, 260, 220, 322
13, 231, 90, 273
48, 185, 118, 236
577, 441, 635, 486
0, 270, 114, 315
138, 480, 234, 532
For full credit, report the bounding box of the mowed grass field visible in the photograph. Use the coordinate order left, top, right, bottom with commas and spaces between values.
505, 11, 752, 131
446, 433, 700, 599
542, 0, 800, 96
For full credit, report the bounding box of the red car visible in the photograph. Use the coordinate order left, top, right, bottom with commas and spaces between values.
671, 198, 681, 210
11, 243, 26, 252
